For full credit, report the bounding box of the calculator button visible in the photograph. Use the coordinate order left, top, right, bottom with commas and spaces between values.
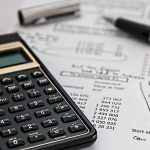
37, 78, 49, 86
6, 85, 19, 93
1, 128, 17, 137
42, 118, 58, 128
22, 81, 35, 90
8, 105, 25, 113
7, 138, 25, 148
35, 109, 51, 118
0, 89, 3, 95
16, 74, 28, 81
28, 133, 45, 143
69, 124, 85, 133
28, 100, 44, 109
1, 77, 13, 85
54, 104, 70, 113
0, 97, 9, 105
44, 86, 56, 95
47, 94, 63, 104
21, 123, 39, 133
0, 109, 5, 116
31, 71, 43, 78
49, 128, 66, 138
15, 114, 31, 123
28, 90, 41, 98
61, 114, 78, 123
13, 93, 25, 102
0, 119, 11, 127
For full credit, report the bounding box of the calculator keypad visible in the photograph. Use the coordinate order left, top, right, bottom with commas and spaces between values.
44, 86, 56, 94
6, 85, 19, 93
7, 138, 25, 148
49, 128, 66, 138
13, 93, 25, 102
0, 109, 5, 116
15, 114, 32, 123
1, 78, 13, 85
35, 109, 51, 118
0, 89, 3, 95
16, 74, 28, 81
28, 90, 41, 98
0, 97, 9, 105
0, 119, 11, 127
61, 113, 78, 123
54, 104, 70, 113
8, 105, 25, 113
0, 68, 88, 150
28, 100, 44, 109
22, 81, 35, 90
42, 118, 58, 128
1, 128, 17, 138
21, 123, 39, 133
47, 93, 63, 104
28, 133, 45, 143
69, 123, 85, 133
31, 71, 43, 78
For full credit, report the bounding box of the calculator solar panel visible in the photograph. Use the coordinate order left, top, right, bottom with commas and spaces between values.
0, 33, 97, 150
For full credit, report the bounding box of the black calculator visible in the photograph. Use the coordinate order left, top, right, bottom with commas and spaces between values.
0, 33, 97, 150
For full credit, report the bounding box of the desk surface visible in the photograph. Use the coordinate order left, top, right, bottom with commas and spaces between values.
0, 0, 20, 33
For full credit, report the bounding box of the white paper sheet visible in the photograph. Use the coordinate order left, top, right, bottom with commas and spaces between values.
9, 0, 150, 149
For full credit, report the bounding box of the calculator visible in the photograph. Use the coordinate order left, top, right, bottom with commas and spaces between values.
0, 33, 97, 150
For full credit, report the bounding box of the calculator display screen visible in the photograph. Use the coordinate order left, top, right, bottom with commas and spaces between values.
0, 48, 31, 68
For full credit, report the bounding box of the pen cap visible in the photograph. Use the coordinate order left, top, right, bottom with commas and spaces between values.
18, 0, 80, 25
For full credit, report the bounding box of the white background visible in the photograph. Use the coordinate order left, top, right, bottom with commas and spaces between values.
0, 0, 21, 33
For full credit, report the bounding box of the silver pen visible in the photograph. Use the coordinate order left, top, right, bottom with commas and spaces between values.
18, 0, 80, 25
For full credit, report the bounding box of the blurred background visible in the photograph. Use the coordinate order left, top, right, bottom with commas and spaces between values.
0, 0, 20, 33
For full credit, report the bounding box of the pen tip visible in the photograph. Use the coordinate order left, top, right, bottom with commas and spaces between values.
103, 16, 116, 24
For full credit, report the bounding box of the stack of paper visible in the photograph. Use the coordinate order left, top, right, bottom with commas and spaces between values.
10, 0, 150, 149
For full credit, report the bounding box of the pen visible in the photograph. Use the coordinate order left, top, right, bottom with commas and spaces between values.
103, 16, 150, 43
18, 0, 80, 25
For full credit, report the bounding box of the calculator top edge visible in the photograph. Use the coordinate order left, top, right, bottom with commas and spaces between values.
0, 41, 40, 75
